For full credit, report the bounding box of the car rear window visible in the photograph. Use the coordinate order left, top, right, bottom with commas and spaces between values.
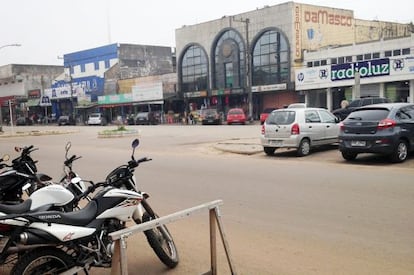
347, 109, 389, 121
228, 109, 243, 115
267, 111, 295, 125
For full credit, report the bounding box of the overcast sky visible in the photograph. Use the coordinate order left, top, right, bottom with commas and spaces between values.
1, 0, 413, 67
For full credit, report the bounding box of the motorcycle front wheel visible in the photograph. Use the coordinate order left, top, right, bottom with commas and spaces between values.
11, 247, 77, 275
141, 212, 179, 268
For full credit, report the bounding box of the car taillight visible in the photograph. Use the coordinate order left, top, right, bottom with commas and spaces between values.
339, 122, 345, 131
377, 118, 396, 130
291, 123, 300, 135
261, 124, 265, 135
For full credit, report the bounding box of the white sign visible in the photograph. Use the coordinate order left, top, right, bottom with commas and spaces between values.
132, 82, 163, 102
39, 96, 52, 106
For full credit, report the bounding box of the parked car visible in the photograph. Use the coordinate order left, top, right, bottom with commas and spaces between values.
287, 103, 307, 109
201, 109, 221, 125
261, 107, 340, 156
260, 108, 277, 124
15, 117, 33, 126
87, 113, 107, 126
57, 115, 76, 126
332, 96, 390, 121
133, 112, 157, 125
226, 108, 246, 125
338, 103, 414, 163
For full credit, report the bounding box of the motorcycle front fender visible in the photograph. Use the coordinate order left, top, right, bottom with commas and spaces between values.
132, 203, 145, 223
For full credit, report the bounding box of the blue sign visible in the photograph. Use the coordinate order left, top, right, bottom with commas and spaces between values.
331, 58, 390, 81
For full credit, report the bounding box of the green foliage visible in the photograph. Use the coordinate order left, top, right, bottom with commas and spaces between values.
117, 125, 126, 131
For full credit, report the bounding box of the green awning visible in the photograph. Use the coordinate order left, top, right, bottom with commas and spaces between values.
26, 99, 40, 107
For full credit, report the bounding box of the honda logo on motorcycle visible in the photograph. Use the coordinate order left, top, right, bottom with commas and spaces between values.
38, 214, 62, 219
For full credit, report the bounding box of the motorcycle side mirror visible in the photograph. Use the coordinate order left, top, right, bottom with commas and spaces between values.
65, 142, 72, 158
14, 146, 22, 153
65, 142, 72, 152
131, 139, 139, 160
132, 139, 139, 148
1, 154, 10, 162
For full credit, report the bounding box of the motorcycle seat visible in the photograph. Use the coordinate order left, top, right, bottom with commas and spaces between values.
0, 199, 32, 214
51, 200, 98, 226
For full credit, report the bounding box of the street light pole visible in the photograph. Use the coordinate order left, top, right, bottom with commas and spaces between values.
0, 43, 21, 51
232, 17, 253, 121
0, 43, 22, 132
58, 56, 76, 119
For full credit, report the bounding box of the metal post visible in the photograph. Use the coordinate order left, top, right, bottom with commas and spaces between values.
353, 71, 360, 99
232, 17, 252, 121
245, 19, 253, 122
9, 100, 14, 135
209, 209, 217, 275
0, 43, 21, 130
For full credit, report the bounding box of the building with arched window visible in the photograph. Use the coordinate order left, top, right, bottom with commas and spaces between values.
175, 2, 412, 119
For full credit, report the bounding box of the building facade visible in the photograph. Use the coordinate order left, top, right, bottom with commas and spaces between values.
175, 1, 412, 119
44, 43, 176, 123
295, 34, 414, 111
0, 64, 63, 124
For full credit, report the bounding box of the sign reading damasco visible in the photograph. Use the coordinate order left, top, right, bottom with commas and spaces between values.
331, 58, 390, 81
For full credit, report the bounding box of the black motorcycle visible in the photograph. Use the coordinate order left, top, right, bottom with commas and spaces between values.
0, 146, 51, 204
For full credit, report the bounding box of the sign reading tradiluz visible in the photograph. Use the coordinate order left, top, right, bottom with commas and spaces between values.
331, 58, 390, 81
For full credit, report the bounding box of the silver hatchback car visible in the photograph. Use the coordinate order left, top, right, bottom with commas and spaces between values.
261, 106, 340, 156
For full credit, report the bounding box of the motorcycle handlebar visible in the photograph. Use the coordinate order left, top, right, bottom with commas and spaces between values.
137, 157, 152, 165
128, 157, 152, 168
22, 145, 38, 155
73, 180, 106, 203
64, 155, 81, 166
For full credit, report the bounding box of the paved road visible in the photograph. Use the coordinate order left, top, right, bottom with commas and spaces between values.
1, 124, 413, 275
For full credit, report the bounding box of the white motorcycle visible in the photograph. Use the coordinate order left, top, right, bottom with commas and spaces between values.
0, 139, 178, 274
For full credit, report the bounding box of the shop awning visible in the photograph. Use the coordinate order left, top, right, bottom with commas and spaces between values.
132, 100, 164, 105
75, 103, 98, 109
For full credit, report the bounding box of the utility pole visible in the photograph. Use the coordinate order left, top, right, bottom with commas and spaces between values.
0, 43, 21, 132
232, 17, 253, 121
58, 56, 76, 118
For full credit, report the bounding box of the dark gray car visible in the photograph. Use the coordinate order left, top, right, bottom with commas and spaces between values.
338, 103, 414, 162
332, 97, 390, 121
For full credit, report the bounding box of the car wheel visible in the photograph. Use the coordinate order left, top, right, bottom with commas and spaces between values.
341, 151, 357, 161
297, 139, 310, 157
263, 147, 276, 156
390, 140, 408, 163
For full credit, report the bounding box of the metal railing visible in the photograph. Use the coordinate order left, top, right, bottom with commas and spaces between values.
109, 199, 236, 275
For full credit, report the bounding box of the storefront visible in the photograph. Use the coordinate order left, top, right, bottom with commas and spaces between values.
295, 56, 414, 110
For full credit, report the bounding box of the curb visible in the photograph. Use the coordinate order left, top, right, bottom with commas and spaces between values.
214, 138, 263, 155
0, 130, 79, 138
98, 129, 140, 138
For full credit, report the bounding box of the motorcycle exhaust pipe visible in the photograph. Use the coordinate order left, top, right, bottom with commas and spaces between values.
19, 232, 46, 245
7, 243, 54, 254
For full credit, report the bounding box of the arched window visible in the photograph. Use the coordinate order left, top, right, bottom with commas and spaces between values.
180, 45, 208, 93
252, 29, 289, 86
212, 30, 246, 90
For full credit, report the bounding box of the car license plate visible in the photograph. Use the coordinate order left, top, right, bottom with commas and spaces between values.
351, 140, 366, 147
269, 140, 282, 146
